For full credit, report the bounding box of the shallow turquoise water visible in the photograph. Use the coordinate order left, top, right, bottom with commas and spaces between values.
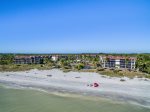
0, 86, 149, 112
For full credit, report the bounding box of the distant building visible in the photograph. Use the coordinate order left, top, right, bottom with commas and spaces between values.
51, 55, 59, 61
100, 56, 136, 70
14, 56, 46, 64
14, 56, 33, 64
32, 56, 44, 64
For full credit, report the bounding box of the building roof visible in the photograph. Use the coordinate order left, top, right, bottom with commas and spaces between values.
14, 56, 32, 59
102, 56, 136, 60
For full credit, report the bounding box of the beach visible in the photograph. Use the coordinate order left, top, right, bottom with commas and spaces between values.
0, 69, 150, 108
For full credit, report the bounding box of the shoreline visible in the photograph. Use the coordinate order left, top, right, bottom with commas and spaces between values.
1, 84, 149, 110
0, 69, 150, 107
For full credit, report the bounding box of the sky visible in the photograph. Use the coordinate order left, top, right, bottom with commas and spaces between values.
0, 0, 150, 53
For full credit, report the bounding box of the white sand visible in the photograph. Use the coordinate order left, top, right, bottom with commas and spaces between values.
0, 69, 150, 106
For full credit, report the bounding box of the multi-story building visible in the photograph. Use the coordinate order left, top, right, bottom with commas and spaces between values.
14, 56, 33, 64
100, 56, 136, 70
14, 56, 49, 64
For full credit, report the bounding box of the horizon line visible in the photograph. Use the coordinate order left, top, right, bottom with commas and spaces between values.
0, 52, 150, 54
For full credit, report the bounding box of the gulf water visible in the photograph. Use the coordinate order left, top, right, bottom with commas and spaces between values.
0, 86, 149, 112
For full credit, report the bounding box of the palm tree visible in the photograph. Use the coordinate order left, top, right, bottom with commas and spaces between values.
92, 57, 99, 68
125, 57, 129, 69
136, 54, 150, 73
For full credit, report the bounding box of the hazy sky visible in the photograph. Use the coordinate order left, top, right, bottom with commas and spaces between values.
0, 0, 150, 53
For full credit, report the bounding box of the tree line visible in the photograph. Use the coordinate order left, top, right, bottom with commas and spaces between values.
0, 54, 150, 74
136, 54, 150, 74
0, 54, 14, 65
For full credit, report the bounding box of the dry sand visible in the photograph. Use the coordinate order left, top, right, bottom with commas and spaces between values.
0, 69, 150, 107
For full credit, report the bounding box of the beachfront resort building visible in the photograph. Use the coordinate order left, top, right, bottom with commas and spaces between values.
14, 56, 33, 64
14, 56, 49, 64
100, 56, 136, 70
